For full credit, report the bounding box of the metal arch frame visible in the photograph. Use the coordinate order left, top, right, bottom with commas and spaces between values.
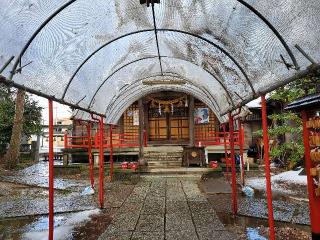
71, 73, 185, 119
103, 73, 195, 110
87, 55, 236, 110
9, 0, 77, 80
116, 73, 223, 112
103, 74, 221, 115
62, 28, 254, 98
104, 78, 221, 117
105, 84, 221, 124
9, 0, 299, 82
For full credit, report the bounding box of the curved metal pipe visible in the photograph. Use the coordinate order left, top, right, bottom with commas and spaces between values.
87, 55, 236, 109
10, 0, 298, 81
62, 28, 254, 98
9, 0, 77, 80
104, 75, 221, 115
106, 85, 220, 124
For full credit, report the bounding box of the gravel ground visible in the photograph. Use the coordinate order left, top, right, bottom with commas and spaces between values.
201, 173, 312, 240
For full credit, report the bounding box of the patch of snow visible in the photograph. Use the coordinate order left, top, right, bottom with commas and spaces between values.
23, 209, 100, 240
246, 169, 307, 194
272, 169, 307, 185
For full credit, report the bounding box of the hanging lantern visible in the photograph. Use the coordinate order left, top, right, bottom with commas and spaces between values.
171, 103, 174, 114
158, 103, 161, 115
185, 96, 188, 107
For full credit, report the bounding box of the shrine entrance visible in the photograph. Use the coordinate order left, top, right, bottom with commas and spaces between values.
148, 106, 189, 143
147, 92, 190, 144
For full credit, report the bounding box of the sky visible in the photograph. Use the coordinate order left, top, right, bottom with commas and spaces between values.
31, 95, 72, 125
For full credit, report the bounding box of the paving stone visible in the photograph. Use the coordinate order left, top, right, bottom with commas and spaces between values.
116, 202, 143, 214
135, 214, 164, 232
166, 213, 194, 231
193, 213, 225, 230
197, 228, 239, 240
166, 201, 190, 215
188, 202, 214, 215
98, 176, 237, 240
142, 199, 165, 216
108, 213, 140, 231
131, 231, 164, 240
166, 229, 198, 240
98, 231, 132, 240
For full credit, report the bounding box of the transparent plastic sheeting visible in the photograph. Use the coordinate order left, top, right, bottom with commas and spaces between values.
0, 0, 319, 124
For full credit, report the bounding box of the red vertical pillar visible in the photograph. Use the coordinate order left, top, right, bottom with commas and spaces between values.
87, 123, 94, 189
143, 129, 147, 147
261, 95, 275, 240
223, 124, 229, 180
109, 124, 114, 181
238, 118, 245, 186
99, 116, 104, 208
48, 99, 54, 240
302, 111, 320, 239
229, 113, 238, 215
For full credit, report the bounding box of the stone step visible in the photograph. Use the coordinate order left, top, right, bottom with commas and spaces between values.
144, 152, 182, 157
148, 161, 182, 166
144, 146, 184, 153
144, 157, 182, 162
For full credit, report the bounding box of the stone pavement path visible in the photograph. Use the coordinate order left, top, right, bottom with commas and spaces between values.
99, 176, 238, 240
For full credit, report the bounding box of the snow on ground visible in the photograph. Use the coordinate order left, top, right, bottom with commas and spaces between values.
246, 169, 307, 194
23, 209, 100, 240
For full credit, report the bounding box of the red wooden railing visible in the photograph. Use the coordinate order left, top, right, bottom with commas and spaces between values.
194, 131, 242, 147
64, 129, 244, 150
64, 132, 144, 149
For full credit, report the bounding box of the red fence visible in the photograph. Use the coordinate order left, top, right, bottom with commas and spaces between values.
64, 129, 244, 150
64, 132, 143, 149
194, 131, 241, 147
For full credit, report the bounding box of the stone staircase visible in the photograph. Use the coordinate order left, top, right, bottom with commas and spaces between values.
144, 146, 183, 169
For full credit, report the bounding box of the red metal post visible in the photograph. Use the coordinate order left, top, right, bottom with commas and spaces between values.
87, 123, 94, 189
99, 116, 104, 208
261, 95, 275, 240
229, 113, 238, 215
64, 131, 68, 149
223, 124, 229, 180
109, 124, 114, 181
143, 129, 147, 147
238, 118, 245, 186
302, 111, 320, 239
48, 99, 54, 240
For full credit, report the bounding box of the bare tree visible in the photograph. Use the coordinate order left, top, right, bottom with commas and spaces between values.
4, 89, 25, 169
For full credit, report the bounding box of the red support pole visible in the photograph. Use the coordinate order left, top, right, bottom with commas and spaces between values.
238, 118, 245, 186
143, 129, 147, 147
48, 99, 54, 240
302, 111, 320, 239
261, 95, 275, 240
87, 123, 94, 189
64, 131, 68, 149
223, 124, 229, 180
99, 116, 104, 208
229, 113, 238, 215
109, 124, 114, 181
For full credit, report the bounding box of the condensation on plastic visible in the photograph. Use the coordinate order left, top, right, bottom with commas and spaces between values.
0, 0, 319, 123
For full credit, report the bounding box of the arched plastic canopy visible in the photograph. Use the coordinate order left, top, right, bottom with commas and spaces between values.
0, 0, 319, 120
86, 55, 236, 109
